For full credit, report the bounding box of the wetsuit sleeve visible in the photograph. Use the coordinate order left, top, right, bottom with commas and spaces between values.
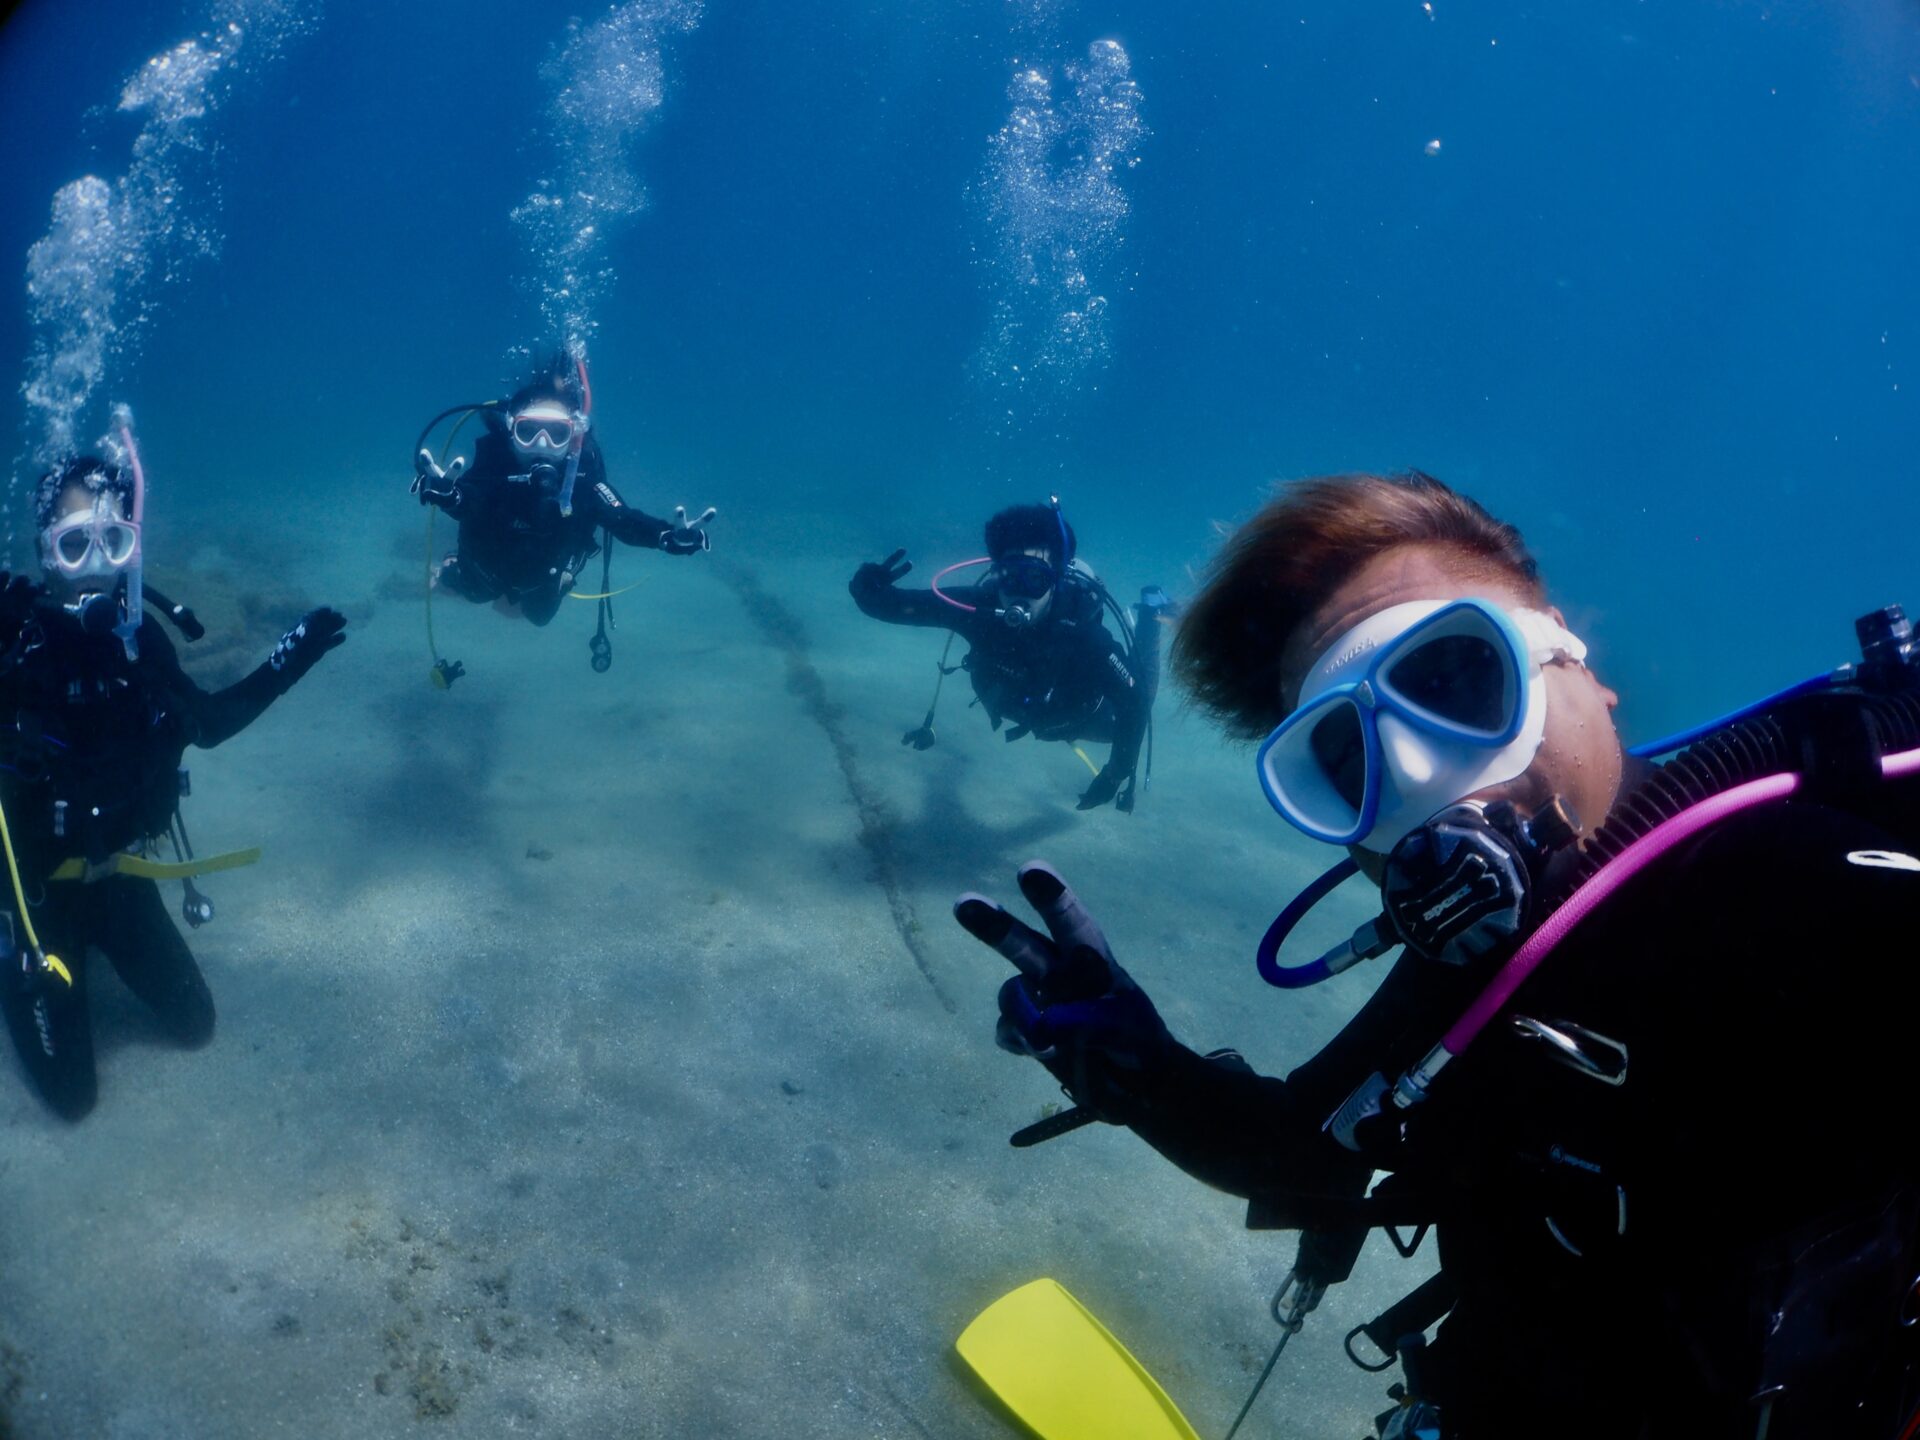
849, 575, 984, 631
579, 465, 675, 549
157, 623, 293, 749
1120, 1045, 1370, 1207
1120, 950, 1469, 1218
427, 432, 504, 519
447, 461, 487, 519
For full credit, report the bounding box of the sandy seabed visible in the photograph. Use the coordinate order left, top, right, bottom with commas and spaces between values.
0, 499, 1434, 1439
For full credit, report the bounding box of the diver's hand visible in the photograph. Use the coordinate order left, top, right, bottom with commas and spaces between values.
851, 550, 912, 596
953, 862, 1173, 1124
1076, 767, 1125, 811
268, 607, 347, 685
661, 505, 716, 555
412, 449, 465, 508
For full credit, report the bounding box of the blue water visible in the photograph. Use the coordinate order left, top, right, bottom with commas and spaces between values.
2, 0, 1919, 1432
5, 0, 1918, 740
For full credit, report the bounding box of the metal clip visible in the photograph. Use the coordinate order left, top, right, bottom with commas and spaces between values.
1271, 1266, 1325, 1329
1510, 1015, 1628, 1086
1223, 1267, 1323, 1440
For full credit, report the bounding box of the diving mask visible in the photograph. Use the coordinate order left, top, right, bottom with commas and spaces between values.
995, 554, 1057, 601
509, 400, 584, 460
1257, 597, 1587, 852
991, 554, 1058, 629
43, 499, 140, 582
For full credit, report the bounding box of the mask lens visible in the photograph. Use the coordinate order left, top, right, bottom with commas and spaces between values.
99, 524, 136, 565
513, 416, 573, 447
997, 557, 1053, 599
55, 527, 92, 567
1309, 705, 1369, 810
1383, 632, 1511, 733
1259, 693, 1374, 842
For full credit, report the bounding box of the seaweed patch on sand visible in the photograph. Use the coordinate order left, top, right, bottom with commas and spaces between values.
718, 560, 957, 1014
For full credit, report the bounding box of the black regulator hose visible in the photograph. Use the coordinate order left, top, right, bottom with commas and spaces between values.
141, 583, 204, 641
412, 402, 499, 463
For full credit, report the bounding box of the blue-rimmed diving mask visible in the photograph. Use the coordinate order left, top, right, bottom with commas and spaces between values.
1256, 597, 1588, 852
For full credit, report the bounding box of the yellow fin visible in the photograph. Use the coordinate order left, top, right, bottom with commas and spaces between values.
956, 1279, 1201, 1440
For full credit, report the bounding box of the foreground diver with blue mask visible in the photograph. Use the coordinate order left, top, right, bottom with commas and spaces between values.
849, 502, 1168, 811
954, 471, 1920, 1439
1, 437, 345, 1120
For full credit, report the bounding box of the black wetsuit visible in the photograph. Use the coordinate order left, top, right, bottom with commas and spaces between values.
0, 607, 301, 1121
428, 429, 679, 626
850, 570, 1152, 805
1109, 793, 1920, 1437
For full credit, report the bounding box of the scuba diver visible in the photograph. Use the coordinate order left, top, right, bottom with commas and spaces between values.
952, 471, 1920, 1438
411, 351, 716, 680
849, 501, 1169, 812
2, 428, 345, 1121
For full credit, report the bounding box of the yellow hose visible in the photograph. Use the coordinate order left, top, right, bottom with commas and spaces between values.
0, 793, 66, 986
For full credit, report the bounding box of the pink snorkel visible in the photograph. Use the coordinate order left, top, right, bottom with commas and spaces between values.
556, 351, 594, 518
113, 408, 147, 661
1388, 742, 1920, 1111
930, 557, 992, 613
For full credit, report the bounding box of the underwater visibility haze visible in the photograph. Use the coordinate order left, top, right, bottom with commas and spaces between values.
0, 0, 1918, 1434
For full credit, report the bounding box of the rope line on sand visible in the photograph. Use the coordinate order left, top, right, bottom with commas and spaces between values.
716, 560, 957, 1015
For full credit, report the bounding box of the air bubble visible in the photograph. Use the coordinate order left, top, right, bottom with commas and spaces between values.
511, 0, 702, 352
970, 38, 1147, 426
20, 0, 312, 469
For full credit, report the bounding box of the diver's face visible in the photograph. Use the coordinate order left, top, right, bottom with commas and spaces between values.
1279, 544, 1624, 880
41, 484, 135, 599
994, 545, 1057, 624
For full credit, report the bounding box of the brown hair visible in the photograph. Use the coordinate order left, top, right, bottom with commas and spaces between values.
1172, 471, 1546, 739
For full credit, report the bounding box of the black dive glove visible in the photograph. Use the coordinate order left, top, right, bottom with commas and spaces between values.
851, 549, 911, 597
267, 607, 347, 685
661, 505, 716, 555
412, 450, 465, 510
954, 861, 1175, 1125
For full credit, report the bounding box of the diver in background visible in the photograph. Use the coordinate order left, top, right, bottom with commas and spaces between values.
849, 502, 1167, 811
413, 352, 717, 641
2, 448, 345, 1121
954, 472, 1920, 1437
